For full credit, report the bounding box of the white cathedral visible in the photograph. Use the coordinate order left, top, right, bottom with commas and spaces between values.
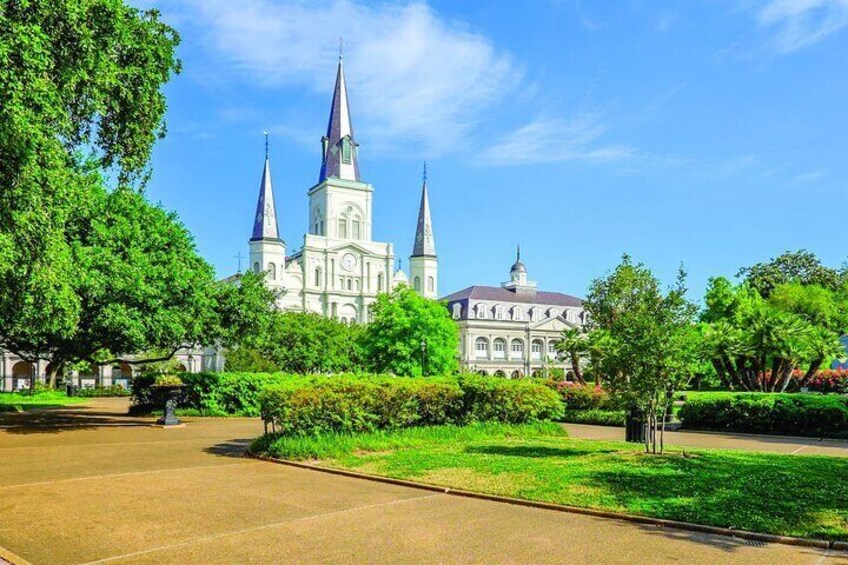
244, 54, 437, 322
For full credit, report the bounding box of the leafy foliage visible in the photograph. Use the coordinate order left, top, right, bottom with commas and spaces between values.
679, 393, 848, 438
700, 277, 846, 392
582, 255, 699, 453
228, 311, 362, 373
0, 2, 274, 386
258, 374, 562, 437
737, 250, 845, 298
558, 409, 625, 426
359, 285, 459, 376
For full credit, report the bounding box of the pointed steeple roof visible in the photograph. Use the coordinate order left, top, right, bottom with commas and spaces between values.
319, 54, 360, 182
411, 163, 436, 257
250, 136, 281, 241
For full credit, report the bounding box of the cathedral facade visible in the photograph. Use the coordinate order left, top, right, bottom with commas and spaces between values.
246, 55, 437, 322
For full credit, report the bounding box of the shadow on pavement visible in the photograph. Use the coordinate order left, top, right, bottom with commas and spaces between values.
0, 403, 151, 435
204, 438, 254, 458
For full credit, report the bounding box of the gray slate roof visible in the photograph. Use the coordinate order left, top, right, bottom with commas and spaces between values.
411, 176, 436, 257
441, 285, 583, 307
250, 156, 281, 241
319, 57, 360, 183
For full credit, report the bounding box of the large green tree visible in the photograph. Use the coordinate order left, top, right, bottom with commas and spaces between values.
583, 255, 699, 454
0, 2, 274, 385
359, 285, 458, 377
227, 311, 362, 374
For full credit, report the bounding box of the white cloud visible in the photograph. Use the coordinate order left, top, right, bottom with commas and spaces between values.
481, 113, 635, 166
168, 0, 519, 156
756, 0, 848, 52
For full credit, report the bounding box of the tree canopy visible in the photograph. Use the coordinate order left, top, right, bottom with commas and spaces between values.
359, 285, 458, 377
227, 311, 362, 374
0, 2, 275, 385
737, 250, 845, 298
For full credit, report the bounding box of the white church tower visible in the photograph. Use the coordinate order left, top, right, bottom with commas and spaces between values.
249, 136, 286, 292
409, 163, 438, 298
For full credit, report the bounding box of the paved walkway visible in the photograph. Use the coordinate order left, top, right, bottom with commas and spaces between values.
0, 399, 845, 565
563, 423, 848, 457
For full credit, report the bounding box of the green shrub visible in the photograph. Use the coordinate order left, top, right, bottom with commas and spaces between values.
129, 372, 310, 416
559, 409, 625, 427
679, 393, 848, 438
76, 385, 131, 398
458, 375, 563, 424
259, 374, 562, 437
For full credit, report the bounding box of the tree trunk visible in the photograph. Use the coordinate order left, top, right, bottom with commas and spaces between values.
570, 353, 585, 385
798, 359, 823, 389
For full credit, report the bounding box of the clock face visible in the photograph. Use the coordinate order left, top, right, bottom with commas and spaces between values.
341, 253, 357, 272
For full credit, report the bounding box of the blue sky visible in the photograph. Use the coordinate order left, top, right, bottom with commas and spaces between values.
143, 0, 848, 301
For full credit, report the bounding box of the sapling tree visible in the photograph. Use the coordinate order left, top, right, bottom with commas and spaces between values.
583, 255, 699, 454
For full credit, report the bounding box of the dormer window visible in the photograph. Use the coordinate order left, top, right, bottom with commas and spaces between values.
452, 303, 462, 319
477, 304, 487, 319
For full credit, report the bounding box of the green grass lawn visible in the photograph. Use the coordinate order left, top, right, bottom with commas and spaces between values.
253, 422, 848, 541
0, 391, 88, 412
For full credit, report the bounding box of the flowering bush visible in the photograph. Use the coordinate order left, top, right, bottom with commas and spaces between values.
792, 369, 848, 394
544, 381, 620, 410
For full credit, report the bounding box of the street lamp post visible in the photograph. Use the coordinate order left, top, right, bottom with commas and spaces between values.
420, 338, 427, 376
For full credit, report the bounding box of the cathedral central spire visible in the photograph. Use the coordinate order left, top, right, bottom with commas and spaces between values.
319, 53, 360, 182
251, 133, 281, 242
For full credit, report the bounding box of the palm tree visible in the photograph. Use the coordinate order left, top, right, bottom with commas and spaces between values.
556, 328, 588, 385
793, 327, 846, 391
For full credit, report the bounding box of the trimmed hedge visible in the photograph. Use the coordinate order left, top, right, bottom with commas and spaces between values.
679, 393, 848, 438
129, 372, 312, 416
259, 374, 563, 436
559, 409, 625, 427
77, 385, 131, 398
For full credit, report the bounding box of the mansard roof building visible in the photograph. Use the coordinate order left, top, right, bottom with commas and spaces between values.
442, 250, 586, 378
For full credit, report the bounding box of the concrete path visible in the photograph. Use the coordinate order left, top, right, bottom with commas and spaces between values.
563, 423, 848, 457
0, 399, 844, 565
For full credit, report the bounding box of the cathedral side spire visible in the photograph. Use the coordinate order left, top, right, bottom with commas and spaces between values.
411, 163, 436, 257
319, 54, 360, 182
410, 162, 438, 298
251, 134, 281, 242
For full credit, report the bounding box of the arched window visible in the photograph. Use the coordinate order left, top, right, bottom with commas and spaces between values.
414, 276, 421, 292
510, 339, 524, 358
452, 303, 462, 319
427, 276, 434, 293
494, 305, 504, 320
377, 273, 384, 292
549, 308, 559, 319
476, 304, 487, 319
475, 337, 489, 359
493, 338, 506, 359
314, 268, 322, 288
494, 370, 507, 378
352, 218, 361, 240
253, 262, 260, 274
548, 341, 559, 359
510, 370, 523, 379
566, 310, 576, 323
268, 263, 277, 280
531, 339, 543, 360
530, 308, 540, 322
512, 307, 523, 321
346, 278, 352, 291
338, 218, 348, 239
